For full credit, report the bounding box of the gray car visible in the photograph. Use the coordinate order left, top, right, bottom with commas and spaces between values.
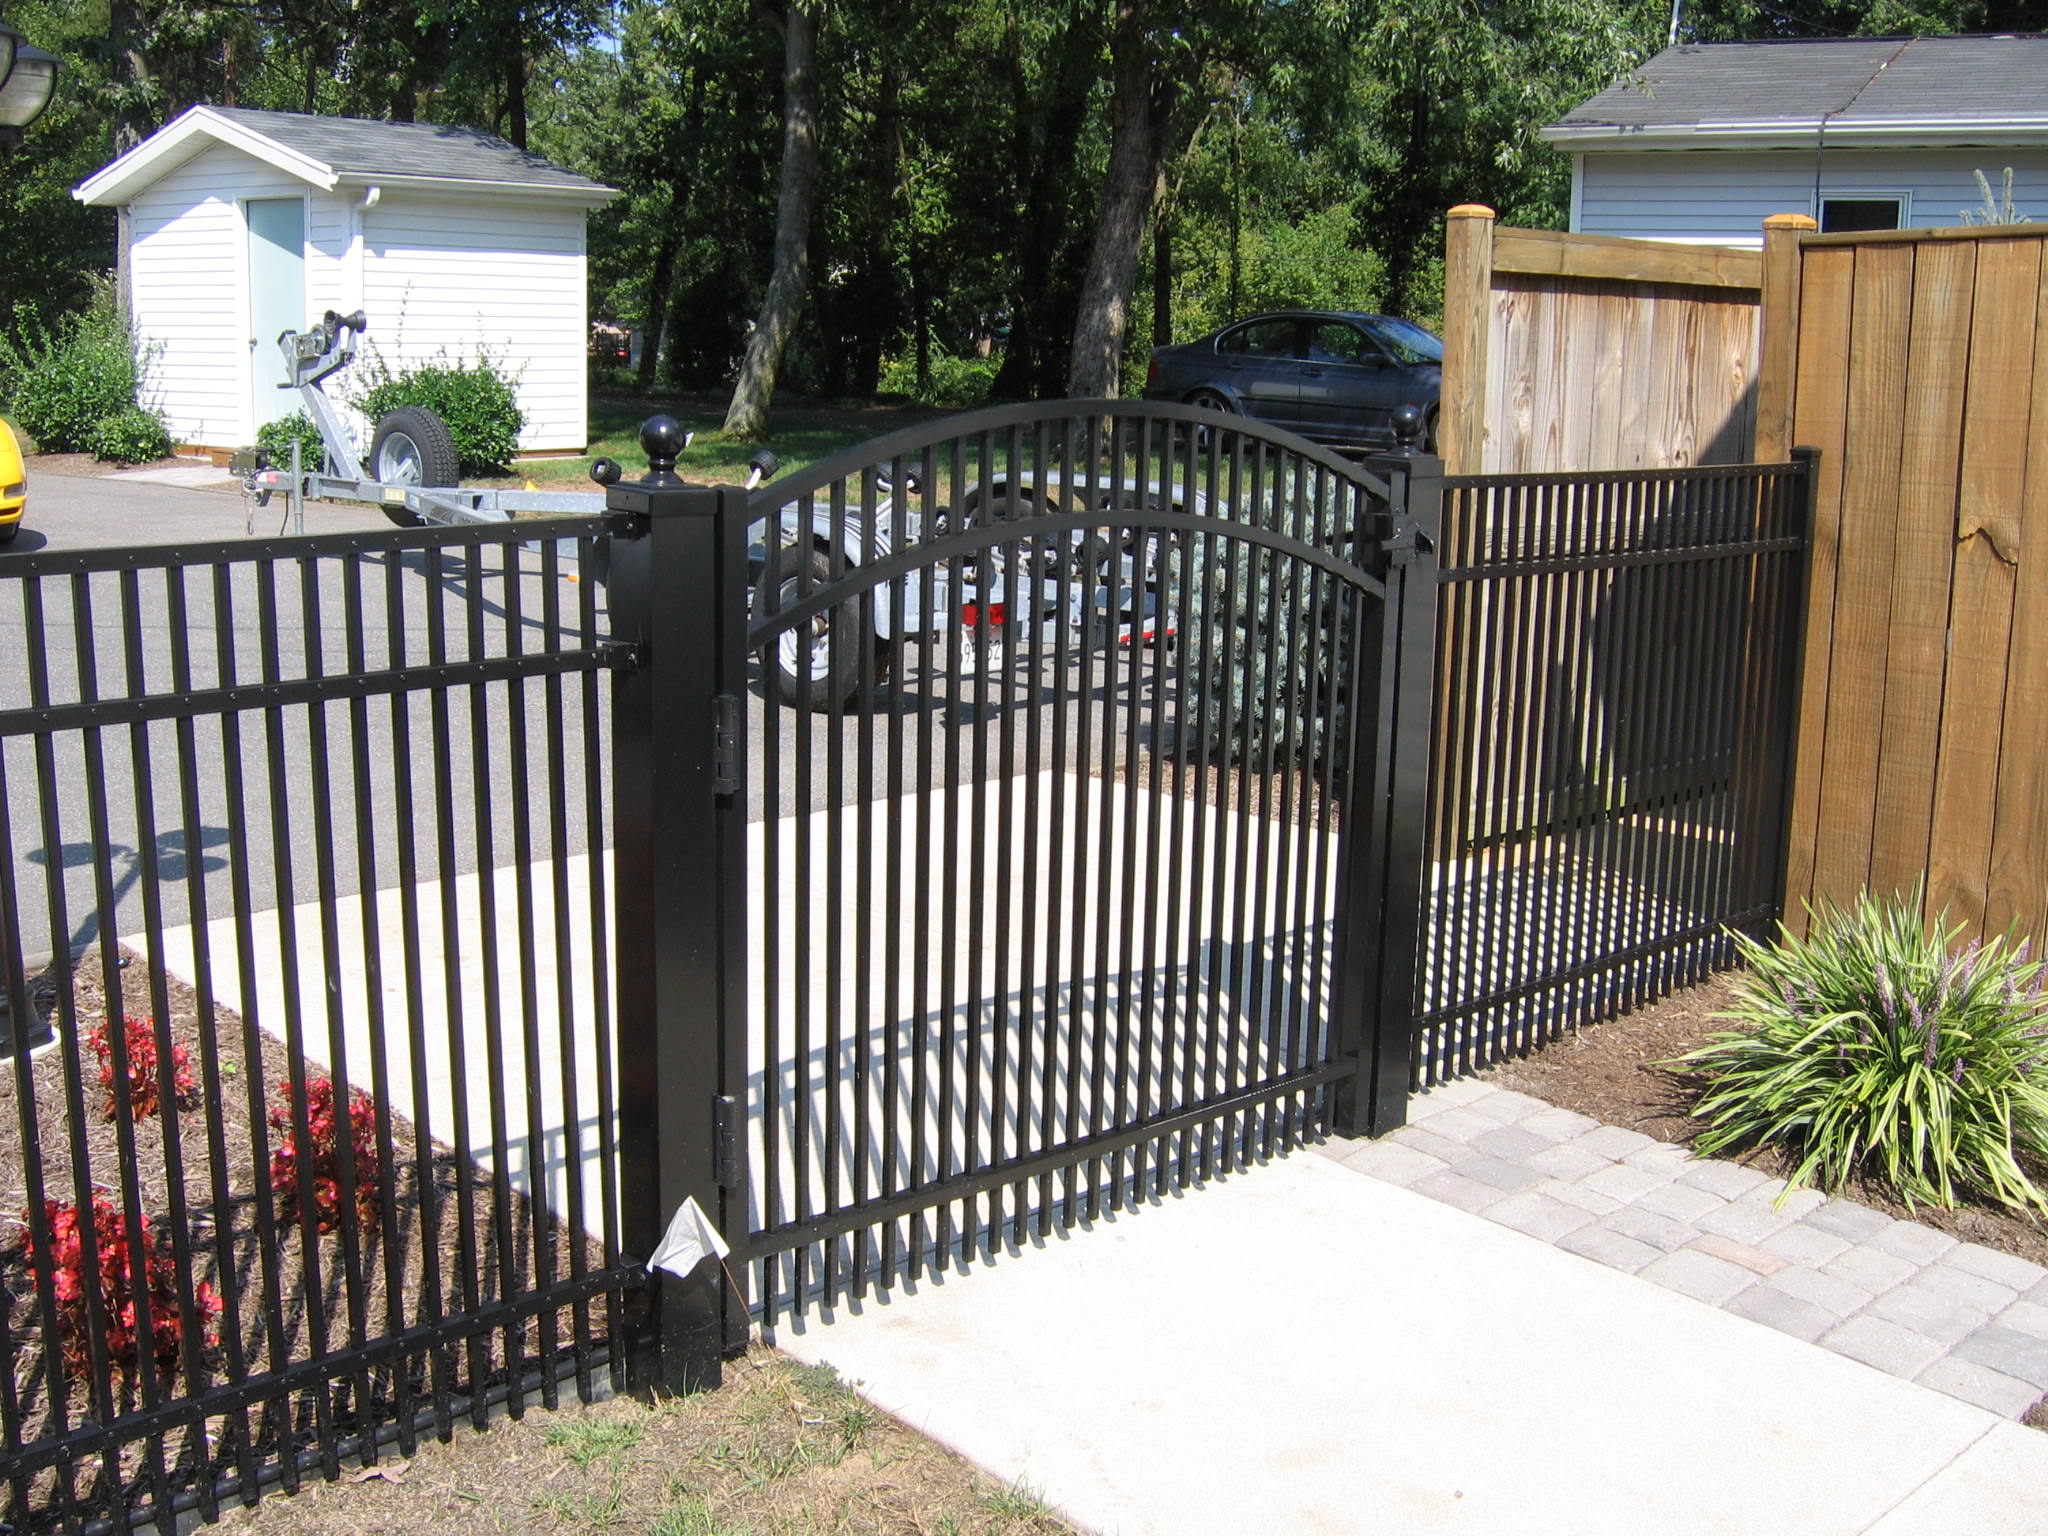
1141, 310, 1442, 453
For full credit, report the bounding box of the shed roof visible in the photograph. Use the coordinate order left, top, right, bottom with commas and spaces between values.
1544, 35, 2048, 151
76, 105, 617, 207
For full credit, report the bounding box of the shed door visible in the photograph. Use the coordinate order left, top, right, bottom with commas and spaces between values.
246, 197, 306, 432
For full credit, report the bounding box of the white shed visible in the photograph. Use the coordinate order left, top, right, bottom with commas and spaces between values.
1544, 37, 2048, 248
74, 106, 617, 458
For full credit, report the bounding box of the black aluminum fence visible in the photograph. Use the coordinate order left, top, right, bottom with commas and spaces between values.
1416, 452, 1815, 1083
0, 520, 635, 1531
714, 401, 1440, 1319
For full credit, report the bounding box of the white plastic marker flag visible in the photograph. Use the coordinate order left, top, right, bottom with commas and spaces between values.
648, 1196, 731, 1280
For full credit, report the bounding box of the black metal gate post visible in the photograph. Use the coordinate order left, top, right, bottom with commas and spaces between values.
608, 418, 750, 1395
1331, 443, 1443, 1138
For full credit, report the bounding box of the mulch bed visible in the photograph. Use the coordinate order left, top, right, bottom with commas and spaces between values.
0, 948, 603, 1529
1476, 969, 2048, 1270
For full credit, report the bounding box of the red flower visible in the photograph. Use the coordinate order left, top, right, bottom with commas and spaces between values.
17, 1195, 221, 1383
85, 1017, 194, 1119
268, 1078, 382, 1233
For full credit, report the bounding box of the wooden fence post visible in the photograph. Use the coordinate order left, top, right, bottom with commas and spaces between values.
1755, 213, 1816, 464
1441, 205, 1496, 476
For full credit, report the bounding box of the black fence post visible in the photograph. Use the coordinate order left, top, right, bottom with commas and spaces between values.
1763, 445, 1821, 929
608, 418, 750, 1396
1332, 441, 1443, 1139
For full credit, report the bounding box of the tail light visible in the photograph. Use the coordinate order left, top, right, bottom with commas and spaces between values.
962, 602, 1007, 629
1146, 355, 1159, 382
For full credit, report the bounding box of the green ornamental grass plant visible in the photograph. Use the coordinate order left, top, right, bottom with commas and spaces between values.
1677, 893, 2048, 1215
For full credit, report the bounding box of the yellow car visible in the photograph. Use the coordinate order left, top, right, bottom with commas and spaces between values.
0, 416, 23, 543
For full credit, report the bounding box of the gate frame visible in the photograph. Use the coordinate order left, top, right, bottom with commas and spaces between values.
615, 399, 1447, 1338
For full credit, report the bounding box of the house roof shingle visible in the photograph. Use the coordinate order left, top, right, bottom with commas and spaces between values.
1546, 35, 2048, 144
204, 106, 609, 193
74, 104, 616, 206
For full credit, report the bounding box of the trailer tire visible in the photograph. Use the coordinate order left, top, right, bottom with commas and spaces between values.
369, 407, 460, 525
755, 546, 882, 712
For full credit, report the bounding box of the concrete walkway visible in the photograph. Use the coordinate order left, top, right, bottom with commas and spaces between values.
1332, 1078, 2048, 1420
775, 1115, 2048, 1535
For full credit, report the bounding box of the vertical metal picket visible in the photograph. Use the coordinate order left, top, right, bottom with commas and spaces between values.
606, 418, 749, 1395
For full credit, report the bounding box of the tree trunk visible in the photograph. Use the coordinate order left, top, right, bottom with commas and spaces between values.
848, 42, 905, 396
1152, 166, 1172, 350
1066, 0, 1165, 399
724, 1, 821, 439
637, 223, 683, 393
503, 14, 530, 151
989, 0, 1094, 400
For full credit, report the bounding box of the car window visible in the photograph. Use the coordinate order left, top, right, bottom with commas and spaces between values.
1361, 317, 1443, 366
1306, 322, 1376, 365
1218, 319, 1302, 358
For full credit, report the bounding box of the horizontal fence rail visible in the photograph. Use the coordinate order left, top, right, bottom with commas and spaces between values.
729, 400, 1436, 1319
1417, 457, 1814, 1083
0, 519, 630, 1532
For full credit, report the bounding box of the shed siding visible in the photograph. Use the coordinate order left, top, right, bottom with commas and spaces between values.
1575, 148, 2048, 246
127, 142, 351, 449
362, 194, 588, 452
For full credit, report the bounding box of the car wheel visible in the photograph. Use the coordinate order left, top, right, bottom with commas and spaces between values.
0, 522, 18, 545
1422, 405, 1440, 456
1186, 389, 1240, 454
368, 406, 461, 527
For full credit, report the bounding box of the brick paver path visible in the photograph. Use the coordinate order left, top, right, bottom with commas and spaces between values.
1316, 1078, 2048, 1419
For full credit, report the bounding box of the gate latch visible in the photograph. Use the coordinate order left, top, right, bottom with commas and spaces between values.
713, 1094, 740, 1189
711, 694, 740, 796
1378, 514, 1433, 567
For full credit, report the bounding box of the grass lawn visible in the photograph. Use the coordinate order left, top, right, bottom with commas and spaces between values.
485, 394, 962, 491
212, 1346, 1073, 1535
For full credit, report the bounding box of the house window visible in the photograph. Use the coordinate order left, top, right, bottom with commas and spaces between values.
1819, 195, 1907, 234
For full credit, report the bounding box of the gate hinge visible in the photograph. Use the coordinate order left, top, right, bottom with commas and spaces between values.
713, 1094, 740, 1189
1378, 514, 1433, 566
711, 694, 740, 795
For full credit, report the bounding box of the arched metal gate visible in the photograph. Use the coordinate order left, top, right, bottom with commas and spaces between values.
715, 401, 1440, 1319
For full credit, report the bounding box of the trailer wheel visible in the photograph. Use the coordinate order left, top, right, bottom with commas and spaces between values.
754, 546, 882, 712
369, 407, 460, 526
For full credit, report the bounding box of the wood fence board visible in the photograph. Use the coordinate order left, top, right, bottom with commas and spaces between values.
1588, 287, 1625, 468
1987, 251, 2048, 938
1927, 238, 2039, 933
1493, 281, 1535, 472
1869, 241, 1976, 905
1783, 245, 1857, 931
1615, 282, 1657, 467
1812, 243, 1913, 909
1644, 291, 1690, 469
1491, 225, 1763, 289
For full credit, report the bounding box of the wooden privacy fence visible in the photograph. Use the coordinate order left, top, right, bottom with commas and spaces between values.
1768, 220, 2048, 944
1440, 205, 1763, 475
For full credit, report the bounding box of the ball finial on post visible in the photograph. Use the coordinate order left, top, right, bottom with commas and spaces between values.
638, 414, 692, 487
1390, 404, 1425, 454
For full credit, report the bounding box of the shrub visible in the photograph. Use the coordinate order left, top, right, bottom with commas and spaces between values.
1675, 893, 2048, 1214
19, 1195, 221, 1383
1184, 475, 1362, 767
878, 351, 1000, 409
268, 1077, 381, 1233
354, 345, 524, 475
86, 405, 173, 465
254, 410, 326, 470
0, 277, 161, 455
86, 1018, 194, 1119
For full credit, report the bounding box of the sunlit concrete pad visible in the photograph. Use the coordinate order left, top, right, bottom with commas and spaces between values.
774, 1149, 2044, 1536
